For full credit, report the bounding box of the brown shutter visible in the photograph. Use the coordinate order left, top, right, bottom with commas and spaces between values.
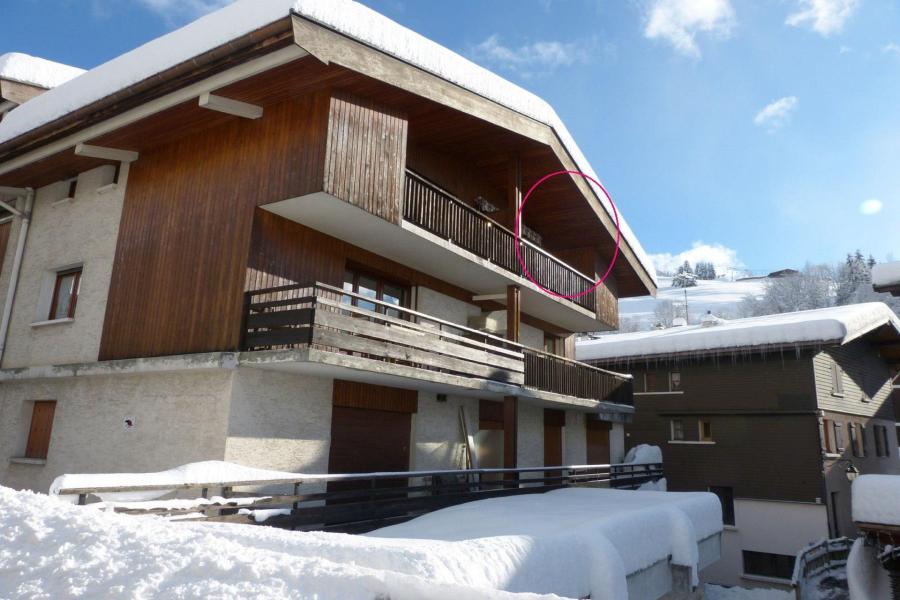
25, 401, 56, 460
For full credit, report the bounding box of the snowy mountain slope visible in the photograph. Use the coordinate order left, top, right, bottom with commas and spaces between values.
619, 277, 768, 331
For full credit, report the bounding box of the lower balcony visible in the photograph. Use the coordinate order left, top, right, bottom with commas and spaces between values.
239, 283, 632, 411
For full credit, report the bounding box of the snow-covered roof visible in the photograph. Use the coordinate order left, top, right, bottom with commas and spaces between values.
0, 52, 85, 90
872, 261, 900, 290
578, 302, 900, 362
0, 0, 656, 287
852, 474, 900, 526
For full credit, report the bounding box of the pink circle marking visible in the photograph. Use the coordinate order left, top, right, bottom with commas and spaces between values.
514, 170, 621, 300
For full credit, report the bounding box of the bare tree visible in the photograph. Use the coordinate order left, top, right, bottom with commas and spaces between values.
740, 263, 833, 317
653, 299, 678, 327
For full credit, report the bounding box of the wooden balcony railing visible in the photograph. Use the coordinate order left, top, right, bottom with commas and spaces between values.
403, 170, 597, 313
241, 282, 525, 385
241, 282, 631, 405
523, 348, 633, 405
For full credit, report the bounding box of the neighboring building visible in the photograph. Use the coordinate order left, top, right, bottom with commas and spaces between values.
873, 262, 900, 297
577, 303, 900, 590
849, 474, 900, 599
0, 0, 657, 495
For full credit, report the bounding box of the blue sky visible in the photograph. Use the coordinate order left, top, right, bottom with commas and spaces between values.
2, 0, 898, 276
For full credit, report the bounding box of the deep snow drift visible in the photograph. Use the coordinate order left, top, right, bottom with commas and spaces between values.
0, 483, 720, 599
851, 474, 900, 526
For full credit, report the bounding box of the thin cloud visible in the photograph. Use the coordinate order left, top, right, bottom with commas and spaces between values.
650, 242, 746, 277
860, 198, 883, 215
643, 0, 736, 59
883, 43, 900, 55
785, 0, 859, 37
754, 96, 799, 132
471, 35, 601, 76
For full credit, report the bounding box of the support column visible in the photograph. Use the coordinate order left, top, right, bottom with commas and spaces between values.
505, 154, 522, 232
504, 284, 521, 473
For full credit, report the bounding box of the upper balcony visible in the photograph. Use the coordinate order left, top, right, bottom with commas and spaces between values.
239, 282, 632, 411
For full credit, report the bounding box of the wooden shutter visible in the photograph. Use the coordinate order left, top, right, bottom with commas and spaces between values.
25, 401, 56, 459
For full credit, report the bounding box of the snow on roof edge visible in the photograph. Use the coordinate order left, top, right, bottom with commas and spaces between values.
577, 302, 900, 362
872, 261, 900, 289
0, 53, 85, 90
0, 0, 656, 288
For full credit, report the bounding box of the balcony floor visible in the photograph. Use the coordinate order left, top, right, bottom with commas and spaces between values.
262, 192, 603, 333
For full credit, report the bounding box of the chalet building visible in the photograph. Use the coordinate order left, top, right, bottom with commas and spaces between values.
0, 1, 657, 495
577, 303, 900, 590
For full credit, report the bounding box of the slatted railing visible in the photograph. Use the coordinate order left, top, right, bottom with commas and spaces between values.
791, 537, 852, 600
524, 348, 634, 405
403, 170, 597, 313
242, 282, 525, 385
61, 462, 664, 533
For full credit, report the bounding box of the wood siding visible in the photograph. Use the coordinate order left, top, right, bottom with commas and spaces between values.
324, 92, 408, 224
813, 339, 895, 419
624, 355, 824, 503
99, 93, 331, 360
0, 221, 11, 269
332, 380, 418, 414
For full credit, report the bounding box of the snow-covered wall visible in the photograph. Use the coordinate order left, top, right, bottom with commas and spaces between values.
0, 370, 232, 493
0, 164, 127, 369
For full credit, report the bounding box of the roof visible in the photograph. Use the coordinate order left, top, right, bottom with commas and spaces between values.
872, 261, 900, 296
0, 53, 85, 90
0, 0, 656, 287
577, 302, 900, 362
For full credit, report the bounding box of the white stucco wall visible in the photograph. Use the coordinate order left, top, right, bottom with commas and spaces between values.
415, 286, 480, 328
700, 498, 829, 588
610, 422, 625, 463
2, 164, 127, 369
517, 401, 544, 470
224, 368, 333, 478
564, 410, 587, 465
411, 392, 479, 471
0, 369, 232, 493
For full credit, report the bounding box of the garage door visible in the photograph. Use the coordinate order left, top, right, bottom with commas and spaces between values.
586, 419, 611, 465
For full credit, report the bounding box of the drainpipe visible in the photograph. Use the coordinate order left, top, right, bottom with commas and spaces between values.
0, 188, 34, 365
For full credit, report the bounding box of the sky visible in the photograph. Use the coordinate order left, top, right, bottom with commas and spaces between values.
2, 0, 898, 277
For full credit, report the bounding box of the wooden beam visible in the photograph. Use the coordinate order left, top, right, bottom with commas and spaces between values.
199, 92, 263, 119
505, 154, 522, 232
74, 143, 138, 163
506, 285, 520, 343
503, 396, 518, 472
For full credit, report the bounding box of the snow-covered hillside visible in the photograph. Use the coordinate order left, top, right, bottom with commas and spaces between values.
619, 276, 768, 331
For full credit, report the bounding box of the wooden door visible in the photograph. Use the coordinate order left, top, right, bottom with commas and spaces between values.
586, 419, 611, 465
25, 401, 56, 459
543, 409, 564, 475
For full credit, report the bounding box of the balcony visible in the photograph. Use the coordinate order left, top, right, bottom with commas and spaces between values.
239, 283, 631, 409
403, 170, 597, 313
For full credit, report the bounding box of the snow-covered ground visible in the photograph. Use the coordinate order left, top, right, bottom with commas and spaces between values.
618, 276, 768, 330
704, 584, 792, 599
0, 483, 721, 599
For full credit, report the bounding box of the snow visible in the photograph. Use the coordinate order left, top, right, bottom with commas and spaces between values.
0, 53, 84, 90
0, 0, 655, 286
851, 474, 900, 526
578, 302, 900, 362
618, 276, 768, 330
704, 584, 792, 600
0, 484, 721, 599
846, 537, 892, 600
624, 444, 663, 465
49, 460, 299, 502
872, 261, 900, 289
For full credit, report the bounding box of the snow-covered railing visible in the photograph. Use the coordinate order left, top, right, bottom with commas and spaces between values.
791, 537, 852, 600
56, 461, 664, 532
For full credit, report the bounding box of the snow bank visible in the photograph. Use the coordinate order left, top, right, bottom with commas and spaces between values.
624, 444, 663, 465
0, 0, 655, 285
49, 460, 299, 502
872, 261, 900, 289
0, 53, 85, 90
846, 537, 892, 600
1, 484, 721, 599
851, 474, 900, 526
704, 584, 792, 599
579, 302, 900, 361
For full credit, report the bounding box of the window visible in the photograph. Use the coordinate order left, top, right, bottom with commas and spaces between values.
742, 550, 795, 581
849, 423, 862, 458
670, 419, 684, 441
874, 425, 891, 458
831, 491, 841, 537
24, 401, 56, 460
699, 419, 713, 442
543, 334, 563, 356
830, 363, 844, 395
48, 267, 82, 320
709, 486, 735, 526
669, 371, 682, 391
859, 424, 868, 457
66, 179, 78, 200
833, 422, 844, 453
823, 419, 836, 453
342, 268, 408, 318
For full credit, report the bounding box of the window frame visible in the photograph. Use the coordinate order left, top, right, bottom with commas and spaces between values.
742, 550, 795, 581
670, 419, 685, 441
341, 267, 410, 317
47, 267, 82, 321
823, 418, 836, 454
699, 419, 713, 442
849, 423, 860, 458
709, 485, 735, 526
